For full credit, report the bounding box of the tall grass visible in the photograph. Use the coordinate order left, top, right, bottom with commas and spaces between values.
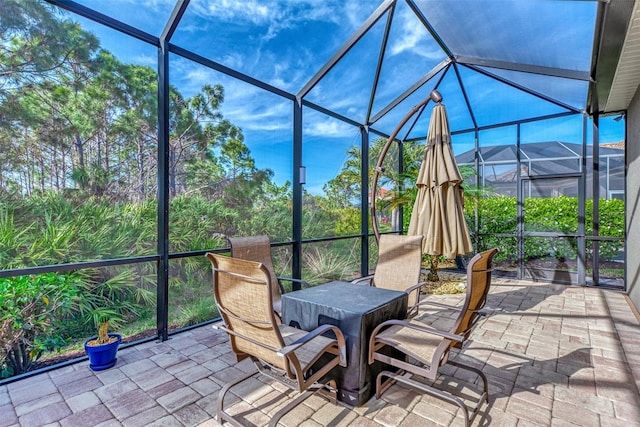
302, 243, 359, 284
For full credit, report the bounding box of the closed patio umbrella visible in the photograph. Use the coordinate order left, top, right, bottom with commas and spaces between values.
408, 102, 473, 266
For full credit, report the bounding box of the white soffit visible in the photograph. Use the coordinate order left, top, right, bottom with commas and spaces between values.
605, 0, 640, 113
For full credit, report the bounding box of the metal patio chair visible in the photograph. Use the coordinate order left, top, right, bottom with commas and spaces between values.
206, 253, 346, 427
367, 248, 498, 427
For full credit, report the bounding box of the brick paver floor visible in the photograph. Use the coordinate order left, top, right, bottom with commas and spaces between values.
2, 277, 640, 426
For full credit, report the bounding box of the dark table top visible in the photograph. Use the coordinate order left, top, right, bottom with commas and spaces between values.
281, 280, 407, 315
281, 280, 408, 406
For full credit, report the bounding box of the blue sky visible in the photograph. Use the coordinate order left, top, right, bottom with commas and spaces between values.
69, 0, 625, 195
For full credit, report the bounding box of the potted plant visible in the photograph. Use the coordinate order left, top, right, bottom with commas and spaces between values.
84, 314, 121, 371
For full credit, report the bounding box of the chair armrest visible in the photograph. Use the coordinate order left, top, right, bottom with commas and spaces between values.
277, 276, 311, 291
404, 281, 426, 295
351, 275, 373, 285
368, 319, 463, 364
277, 324, 347, 366
214, 323, 284, 353
376, 318, 463, 342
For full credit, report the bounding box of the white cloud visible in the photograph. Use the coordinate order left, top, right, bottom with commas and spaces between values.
390, 21, 422, 55
188, 0, 361, 41
174, 64, 218, 96
388, 6, 443, 60
121, 0, 175, 7
226, 103, 292, 133
219, 53, 246, 72
168, 58, 293, 135
304, 119, 354, 138
184, 67, 214, 85
190, 0, 273, 24
132, 53, 156, 66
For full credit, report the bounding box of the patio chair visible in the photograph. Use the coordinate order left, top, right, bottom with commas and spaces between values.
229, 235, 310, 316
352, 234, 425, 317
367, 248, 498, 427
206, 253, 347, 427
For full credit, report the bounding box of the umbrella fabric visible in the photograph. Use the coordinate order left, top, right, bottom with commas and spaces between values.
408, 103, 473, 259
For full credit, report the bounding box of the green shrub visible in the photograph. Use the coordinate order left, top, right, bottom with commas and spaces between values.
0, 273, 84, 378
475, 196, 624, 261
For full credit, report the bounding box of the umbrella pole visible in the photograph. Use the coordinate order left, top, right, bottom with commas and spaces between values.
371, 90, 443, 243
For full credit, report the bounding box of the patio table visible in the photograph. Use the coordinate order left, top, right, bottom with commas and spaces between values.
281, 281, 408, 406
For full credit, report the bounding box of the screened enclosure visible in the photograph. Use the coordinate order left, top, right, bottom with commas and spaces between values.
0, 0, 632, 382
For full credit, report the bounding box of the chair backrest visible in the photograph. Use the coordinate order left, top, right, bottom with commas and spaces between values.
206, 253, 289, 372
229, 235, 281, 304
373, 234, 424, 308
451, 248, 499, 341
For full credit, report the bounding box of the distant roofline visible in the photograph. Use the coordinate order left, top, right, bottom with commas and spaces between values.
455, 140, 625, 164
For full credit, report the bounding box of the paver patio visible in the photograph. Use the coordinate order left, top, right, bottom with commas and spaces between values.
2, 277, 640, 427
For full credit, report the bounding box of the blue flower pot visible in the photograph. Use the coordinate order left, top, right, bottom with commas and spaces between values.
84, 333, 122, 371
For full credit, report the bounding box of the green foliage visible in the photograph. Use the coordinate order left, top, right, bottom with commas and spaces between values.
476, 196, 625, 262
334, 207, 361, 236
169, 195, 236, 250
0, 264, 148, 378
168, 256, 216, 329
302, 193, 341, 239
523, 196, 579, 233
322, 145, 362, 208
0, 273, 83, 378
587, 198, 625, 237
1, 191, 275, 268
176, 297, 219, 328
0, 266, 150, 379
475, 195, 517, 235
0, 193, 157, 268
80, 269, 146, 330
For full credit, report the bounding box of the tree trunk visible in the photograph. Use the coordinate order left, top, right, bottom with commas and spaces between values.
137, 141, 145, 201
169, 146, 176, 198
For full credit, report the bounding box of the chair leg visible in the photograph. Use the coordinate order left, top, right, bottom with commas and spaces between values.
268, 380, 338, 427
316, 379, 338, 405
448, 359, 490, 419
217, 370, 255, 426
217, 372, 339, 426
376, 369, 407, 398
377, 368, 488, 427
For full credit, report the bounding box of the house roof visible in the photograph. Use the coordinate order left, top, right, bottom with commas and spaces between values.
456, 141, 625, 166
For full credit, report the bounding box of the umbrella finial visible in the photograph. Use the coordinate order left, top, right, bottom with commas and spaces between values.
430, 89, 442, 104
